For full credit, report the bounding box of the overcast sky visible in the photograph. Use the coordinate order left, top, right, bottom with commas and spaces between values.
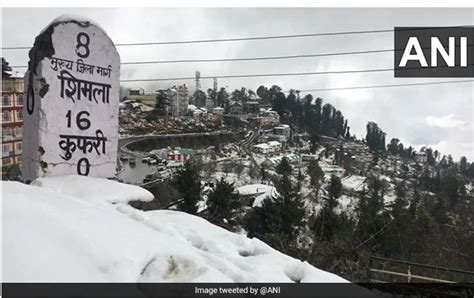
2, 7, 473, 160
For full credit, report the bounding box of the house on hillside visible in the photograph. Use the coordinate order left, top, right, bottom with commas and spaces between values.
237, 184, 277, 207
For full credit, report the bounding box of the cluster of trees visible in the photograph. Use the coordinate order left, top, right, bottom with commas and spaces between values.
243, 157, 305, 254
154, 82, 354, 140
306, 171, 472, 282
257, 85, 351, 139
195, 152, 473, 282
168, 140, 473, 283
385, 136, 474, 179
365, 122, 386, 152
386, 138, 416, 159
189, 83, 353, 140
171, 160, 243, 227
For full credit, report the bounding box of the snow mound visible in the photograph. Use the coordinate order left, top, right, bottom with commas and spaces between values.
2, 176, 347, 283
32, 175, 154, 204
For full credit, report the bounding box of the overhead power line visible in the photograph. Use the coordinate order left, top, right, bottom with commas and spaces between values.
116, 49, 394, 65
2, 28, 395, 50
9, 43, 473, 68
296, 80, 474, 92
9, 49, 393, 68
119, 63, 474, 83
3, 26, 470, 50
119, 67, 395, 82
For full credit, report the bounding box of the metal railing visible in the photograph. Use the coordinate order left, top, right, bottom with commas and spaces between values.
369, 256, 474, 283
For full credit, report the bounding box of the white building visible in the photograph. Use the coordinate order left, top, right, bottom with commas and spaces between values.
213, 107, 225, 116
252, 141, 282, 154
273, 124, 290, 137
415, 151, 428, 164
267, 141, 282, 152
169, 84, 189, 117
188, 105, 207, 118
262, 153, 301, 168
237, 184, 277, 207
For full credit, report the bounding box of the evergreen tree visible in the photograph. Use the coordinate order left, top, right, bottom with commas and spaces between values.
155, 89, 169, 115
387, 138, 400, 155
366, 122, 386, 152
193, 90, 207, 108
207, 178, 241, 222
216, 87, 229, 108
256, 85, 270, 104
314, 97, 322, 134
260, 165, 268, 183
308, 159, 324, 187
459, 156, 468, 174
272, 91, 287, 117
172, 161, 202, 214
356, 176, 389, 243
276, 157, 292, 176
244, 160, 304, 252
307, 160, 324, 194
327, 175, 342, 209
321, 103, 334, 136
466, 163, 474, 178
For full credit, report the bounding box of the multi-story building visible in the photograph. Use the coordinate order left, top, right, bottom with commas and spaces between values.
169, 84, 189, 117
2, 71, 24, 173
127, 87, 156, 107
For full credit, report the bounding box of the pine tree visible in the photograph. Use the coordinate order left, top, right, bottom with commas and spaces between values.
321, 103, 334, 136
459, 156, 468, 175
193, 90, 207, 108
155, 89, 169, 115
356, 176, 389, 243
366, 122, 386, 152
216, 87, 229, 108
207, 178, 241, 222
244, 162, 304, 252
327, 175, 342, 210
307, 160, 324, 195
172, 161, 202, 214
276, 157, 292, 176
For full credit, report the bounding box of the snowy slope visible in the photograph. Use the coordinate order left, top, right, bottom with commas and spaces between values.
2, 176, 347, 283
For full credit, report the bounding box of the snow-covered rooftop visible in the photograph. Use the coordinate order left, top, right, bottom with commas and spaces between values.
2, 176, 347, 283
4, 70, 25, 79
237, 184, 278, 208
268, 141, 282, 146
254, 143, 270, 149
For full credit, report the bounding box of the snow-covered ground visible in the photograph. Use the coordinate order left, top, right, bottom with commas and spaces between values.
236, 184, 277, 207
341, 175, 366, 192
2, 176, 347, 283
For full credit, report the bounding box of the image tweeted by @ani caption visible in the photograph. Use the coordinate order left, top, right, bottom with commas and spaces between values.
195, 285, 281, 296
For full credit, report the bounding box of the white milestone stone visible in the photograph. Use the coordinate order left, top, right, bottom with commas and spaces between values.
22, 16, 120, 180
